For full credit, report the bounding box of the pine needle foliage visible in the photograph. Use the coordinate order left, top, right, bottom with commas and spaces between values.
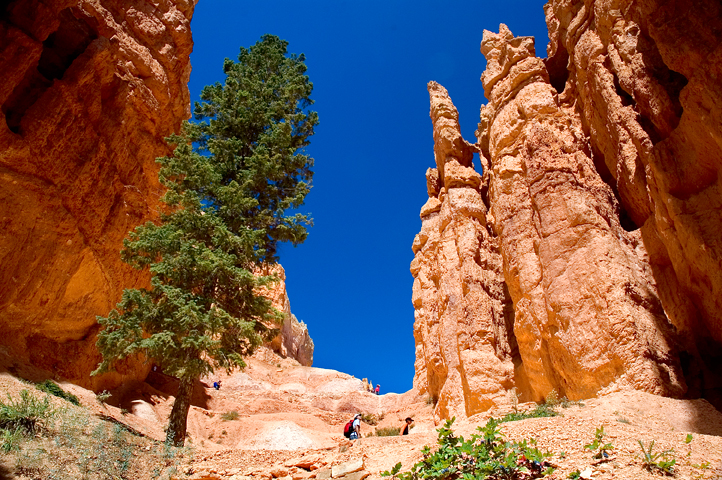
94, 34, 317, 446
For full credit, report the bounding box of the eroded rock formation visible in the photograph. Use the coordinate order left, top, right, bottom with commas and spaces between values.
262, 265, 314, 367
411, 82, 517, 419
0, 0, 195, 390
413, 0, 722, 415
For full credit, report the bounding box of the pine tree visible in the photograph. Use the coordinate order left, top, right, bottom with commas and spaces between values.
93, 34, 317, 446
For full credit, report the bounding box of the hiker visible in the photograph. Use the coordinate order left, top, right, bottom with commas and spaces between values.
374, 384, 380, 395
213, 380, 222, 390
343, 413, 362, 440
401, 417, 413, 435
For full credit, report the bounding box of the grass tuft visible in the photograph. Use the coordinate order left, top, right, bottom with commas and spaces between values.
221, 410, 239, 421
0, 390, 55, 434
35, 380, 80, 406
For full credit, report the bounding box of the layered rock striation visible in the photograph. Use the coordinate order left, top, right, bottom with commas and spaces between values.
413, 0, 722, 416
0, 0, 195, 390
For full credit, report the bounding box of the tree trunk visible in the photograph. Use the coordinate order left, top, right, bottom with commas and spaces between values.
166, 375, 195, 446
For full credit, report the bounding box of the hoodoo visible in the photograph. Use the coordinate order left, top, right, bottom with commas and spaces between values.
413, 0, 722, 417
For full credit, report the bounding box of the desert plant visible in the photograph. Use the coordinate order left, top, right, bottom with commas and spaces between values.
34, 380, 80, 406
0, 426, 22, 453
95, 390, 111, 405
361, 413, 385, 425
375, 426, 400, 437
584, 425, 614, 459
0, 390, 54, 434
638, 439, 676, 475
221, 410, 239, 421
498, 402, 559, 423
381, 417, 554, 480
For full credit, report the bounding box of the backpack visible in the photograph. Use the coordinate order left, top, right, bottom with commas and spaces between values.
343, 419, 355, 438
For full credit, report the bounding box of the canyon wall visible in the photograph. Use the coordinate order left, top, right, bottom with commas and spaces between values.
0, 0, 195, 390
413, 0, 722, 417
0, 0, 313, 389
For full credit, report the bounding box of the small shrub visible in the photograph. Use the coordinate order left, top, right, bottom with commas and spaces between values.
584, 425, 614, 459
617, 417, 630, 424
638, 439, 676, 475
685, 433, 693, 444
375, 426, 400, 437
96, 390, 111, 405
221, 410, 239, 421
35, 380, 80, 406
361, 413, 385, 425
381, 417, 554, 480
499, 402, 559, 423
0, 426, 22, 453
0, 390, 55, 434
568, 470, 581, 479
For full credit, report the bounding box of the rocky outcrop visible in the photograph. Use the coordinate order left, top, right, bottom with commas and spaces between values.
411, 82, 517, 418
413, 0, 722, 414
543, 0, 722, 404
262, 265, 314, 367
0, 0, 195, 390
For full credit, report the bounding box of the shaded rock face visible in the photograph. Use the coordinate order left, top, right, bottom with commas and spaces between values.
0, 0, 195, 390
413, 0, 722, 415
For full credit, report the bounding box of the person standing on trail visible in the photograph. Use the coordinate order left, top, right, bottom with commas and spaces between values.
401, 417, 413, 435
351, 413, 362, 440
374, 384, 380, 395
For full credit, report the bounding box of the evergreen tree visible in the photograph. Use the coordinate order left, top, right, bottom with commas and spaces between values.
93, 34, 317, 446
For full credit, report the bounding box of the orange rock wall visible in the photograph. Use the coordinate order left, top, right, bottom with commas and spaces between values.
413, 0, 722, 415
261, 265, 314, 367
0, 0, 195, 390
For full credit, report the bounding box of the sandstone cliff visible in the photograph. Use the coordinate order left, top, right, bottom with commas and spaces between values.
413, 0, 722, 416
0, 0, 195, 390
261, 265, 314, 367
0, 0, 314, 388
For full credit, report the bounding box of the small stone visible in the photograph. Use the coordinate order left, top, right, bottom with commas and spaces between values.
339, 471, 370, 480
315, 468, 332, 480
332, 460, 364, 478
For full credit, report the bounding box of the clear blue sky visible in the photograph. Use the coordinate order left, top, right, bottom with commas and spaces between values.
188, 1, 549, 394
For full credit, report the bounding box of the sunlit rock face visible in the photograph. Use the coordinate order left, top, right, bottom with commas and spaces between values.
411, 82, 517, 419
261, 265, 314, 367
413, 0, 722, 415
0, 0, 195, 390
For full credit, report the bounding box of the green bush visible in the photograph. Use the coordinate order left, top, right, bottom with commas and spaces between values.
382, 417, 554, 480
0, 390, 55, 434
221, 410, 239, 421
35, 380, 80, 406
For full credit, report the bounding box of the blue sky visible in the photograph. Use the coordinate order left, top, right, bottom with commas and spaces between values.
188, 1, 549, 394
